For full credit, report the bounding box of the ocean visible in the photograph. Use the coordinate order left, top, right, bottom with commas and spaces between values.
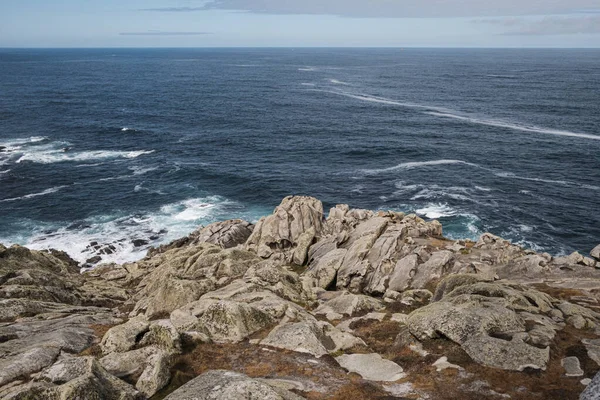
0, 48, 599, 265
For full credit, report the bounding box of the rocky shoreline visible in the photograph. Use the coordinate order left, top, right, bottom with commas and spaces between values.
1, 195, 600, 399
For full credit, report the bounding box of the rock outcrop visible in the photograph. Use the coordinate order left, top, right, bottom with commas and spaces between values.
1, 196, 600, 400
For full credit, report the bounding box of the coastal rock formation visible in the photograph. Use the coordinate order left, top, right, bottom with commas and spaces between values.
1, 196, 600, 399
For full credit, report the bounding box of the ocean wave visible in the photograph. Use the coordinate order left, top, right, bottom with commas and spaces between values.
16, 149, 154, 164
1, 186, 67, 203
426, 111, 600, 141
362, 159, 478, 175
298, 67, 317, 71
300, 83, 316, 87
10, 195, 266, 265
121, 127, 135, 132
415, 203, 457, 219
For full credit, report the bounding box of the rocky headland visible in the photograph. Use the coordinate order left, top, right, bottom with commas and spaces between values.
2, 196, 600, 399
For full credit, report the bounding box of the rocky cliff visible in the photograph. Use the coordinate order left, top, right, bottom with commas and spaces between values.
2, 196, 600, 399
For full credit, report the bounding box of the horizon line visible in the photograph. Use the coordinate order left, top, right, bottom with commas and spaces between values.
1, 46, 600, 50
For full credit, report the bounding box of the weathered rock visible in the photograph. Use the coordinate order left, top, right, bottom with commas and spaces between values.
135, 349, 173, 398
46, 358, 142, 399
164, 370, 304, 400
463, 335, 549, 371
139, 319, 182, 352
314, 291, 384, 320
562, 356, 584, 377
261, 321, 333, 357
388, 254, 419, 292
335, 353, 406, 382
581, 370, 600, 400
246, 196, 324, 264
592, 244, 600, 262
101, 316, 149, 354
39, 356, 91, 384
303, 248, 347, 289
582, 338, 600, 366
410, 250, 453, 289
193, 219, 254, 249
196, 300, 275, 343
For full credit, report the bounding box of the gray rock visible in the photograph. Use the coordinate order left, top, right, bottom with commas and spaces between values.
562, 356, 584, 377
101, 316, 149, 354
581, 370, 600, 400
39, 356, 91, 384
335, 353, 406, 382
135, 349, 173, 398
314, 291, 383, 320
246, 196, 324, 264
196, 300, 275, 343
582, 338, 600, 366
410, 250, 453, 289
261, 321, 333, 357
388, 254, 419, 292
592, 244, 600, 262
164, 370, 304, 400
193, 219, 254, 249
464, 335, 549, 371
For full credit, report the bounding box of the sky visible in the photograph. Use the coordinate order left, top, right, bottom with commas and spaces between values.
1, 0, 600, 48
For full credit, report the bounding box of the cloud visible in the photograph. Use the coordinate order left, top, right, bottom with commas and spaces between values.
120, 31, 212, 36
141, 1, 600, 18
475, 15, 600, 35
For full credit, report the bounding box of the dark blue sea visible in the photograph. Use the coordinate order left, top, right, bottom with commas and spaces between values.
1, 48, 599, 264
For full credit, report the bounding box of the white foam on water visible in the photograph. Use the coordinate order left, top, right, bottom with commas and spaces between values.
129, 165, 159, 176
300, 83, 316, 87
362, 159, 478, 175
1, 186, 67, 203
310, 88, 600, 142
426, 111, 600, 141
0, 169, 10, 174
494, 171, 570, 186
474, 186, 492, 192
11, 195, 266, 265
328, 79, 350, 86
415, 203, 458, 219
16, 149, 154, 164
298, 67, 317, 71
121, 127, 134, 132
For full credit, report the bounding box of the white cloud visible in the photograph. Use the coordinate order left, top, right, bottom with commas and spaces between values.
476, 15, 600, 35
142, 1, 600, 18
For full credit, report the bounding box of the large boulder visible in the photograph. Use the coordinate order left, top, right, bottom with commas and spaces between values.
592, 244, 600, 262
246, 196, 324, 265
100, 316, 149, 354
164, 370, 304, 400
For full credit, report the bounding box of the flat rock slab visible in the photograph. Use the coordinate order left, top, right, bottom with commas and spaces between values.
335, 353, 406, 382
561, 356, 584, 377
164, 370, 304, 400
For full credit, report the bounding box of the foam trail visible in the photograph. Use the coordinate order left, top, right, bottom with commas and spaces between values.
427, 111, 600, 141
1, 186, 67, 203
362, 159, 478, 175
329, 79, 350, 86
309, 89, 451, 113
311, 89, 600, 141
